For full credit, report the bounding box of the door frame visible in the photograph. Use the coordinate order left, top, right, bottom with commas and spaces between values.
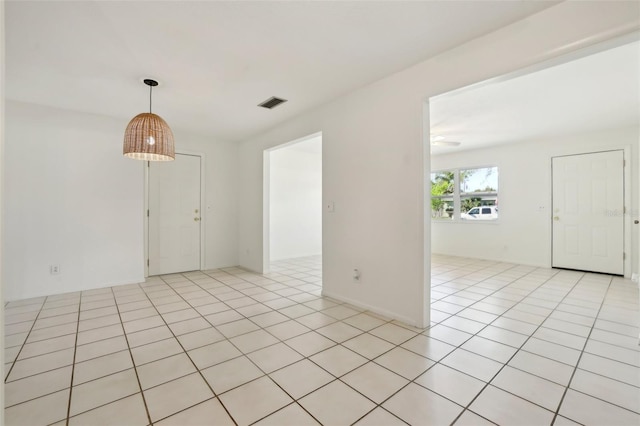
262, 131, 322, 274
550, 147, 631, 277
144, 150, 207, 277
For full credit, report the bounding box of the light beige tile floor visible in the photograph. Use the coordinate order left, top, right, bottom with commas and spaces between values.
4, 255, 640, 425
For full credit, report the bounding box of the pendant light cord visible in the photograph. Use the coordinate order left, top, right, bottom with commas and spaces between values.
149, 84, 153, 114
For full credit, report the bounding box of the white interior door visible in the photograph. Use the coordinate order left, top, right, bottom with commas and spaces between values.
552, 150, 624, 275
149, 154, 201, 275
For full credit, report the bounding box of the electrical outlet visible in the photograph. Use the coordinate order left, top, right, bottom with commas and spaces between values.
50, 265, 60, 275
353, 268, 360, 282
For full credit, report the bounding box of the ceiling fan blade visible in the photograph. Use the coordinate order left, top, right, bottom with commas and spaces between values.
431, 140, 461, 147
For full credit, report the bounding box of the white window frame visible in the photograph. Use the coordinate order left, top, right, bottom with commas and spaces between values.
430, 165, 499, 223
429, 170, 458, 221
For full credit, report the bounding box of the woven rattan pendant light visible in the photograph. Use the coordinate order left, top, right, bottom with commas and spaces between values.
123, 79, 175, 161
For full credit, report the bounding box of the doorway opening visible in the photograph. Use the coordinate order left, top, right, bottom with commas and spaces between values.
426, 35, 637, 300
263, 133, 322, 284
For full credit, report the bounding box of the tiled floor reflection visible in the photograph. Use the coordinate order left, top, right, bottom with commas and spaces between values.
4, 255, 640, 425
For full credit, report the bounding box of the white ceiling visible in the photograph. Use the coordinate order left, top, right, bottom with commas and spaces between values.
5, 1, 556, 142
430, 40, 640, 155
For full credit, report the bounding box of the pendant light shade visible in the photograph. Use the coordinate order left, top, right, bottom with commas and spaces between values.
123, 112, 175, 161
123, 79, 175, 161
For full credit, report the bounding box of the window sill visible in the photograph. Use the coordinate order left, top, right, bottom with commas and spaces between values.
431, 220, 501, 225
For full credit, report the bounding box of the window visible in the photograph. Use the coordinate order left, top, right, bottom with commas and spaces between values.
430, 171, 455, 220
431, 166, 499, 221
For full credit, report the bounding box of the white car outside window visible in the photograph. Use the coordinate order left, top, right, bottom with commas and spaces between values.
461, 206, 498, 220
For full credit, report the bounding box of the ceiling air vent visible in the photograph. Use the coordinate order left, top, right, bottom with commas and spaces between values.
258, 96, 288, 109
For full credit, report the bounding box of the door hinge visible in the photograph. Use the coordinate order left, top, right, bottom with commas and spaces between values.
147, 209, 150, 217
623, 252, 626, 260
147, 259, 150, 266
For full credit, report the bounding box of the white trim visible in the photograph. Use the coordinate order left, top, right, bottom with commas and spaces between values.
422, 100, 432, 328
264, 131, 323, 154
1, 4, 6, 413
144, 151, 206, 276
321, 290, 422, 329
262, 131, 323, 274
144, 161, 149, 277
178, 150, 207, 272
262, 151, 270, 274
428, 32, 640, 103
430, 165, 500, 223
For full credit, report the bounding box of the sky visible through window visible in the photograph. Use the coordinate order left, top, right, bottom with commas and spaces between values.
462, 166, 498, 193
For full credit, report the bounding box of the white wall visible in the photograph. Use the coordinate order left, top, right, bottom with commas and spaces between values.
237, 2, 640, 327
269, 138, 322, 261
431, 127, 639, 276
3, 101, 145, 300
3, 101, 238, 301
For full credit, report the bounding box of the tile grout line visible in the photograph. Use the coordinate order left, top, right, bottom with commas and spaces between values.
5, 259, 528, 425
2, 276, 572, 420
154, 270, 352, 426
550, 275, 625, 424
4, 297, 48, 383
449, 270, 595, 424
64, 293, 83, 425
434, 264, 543, 316
246, 261, 531, 425
4, 257, 637, 425
414, 266, 571, 424
135, 277, 240, 426
344, 261, 538, 424
150, 269, 362, 425
429, 269, 578, 423
54, 268, 327, 382
199, 268, 333, 423
108, 286, 153, 426
198, 272, 321, 312
227, 298, 417, 425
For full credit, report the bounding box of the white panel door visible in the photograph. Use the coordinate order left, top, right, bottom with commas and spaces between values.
149, 154, 201, 275
552, 151, 624, 275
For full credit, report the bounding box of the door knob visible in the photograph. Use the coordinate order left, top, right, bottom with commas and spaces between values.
194, 217, 201, 222
553, 216, 560, 221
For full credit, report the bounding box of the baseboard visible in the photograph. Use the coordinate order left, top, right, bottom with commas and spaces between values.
321, 290, 425, 328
